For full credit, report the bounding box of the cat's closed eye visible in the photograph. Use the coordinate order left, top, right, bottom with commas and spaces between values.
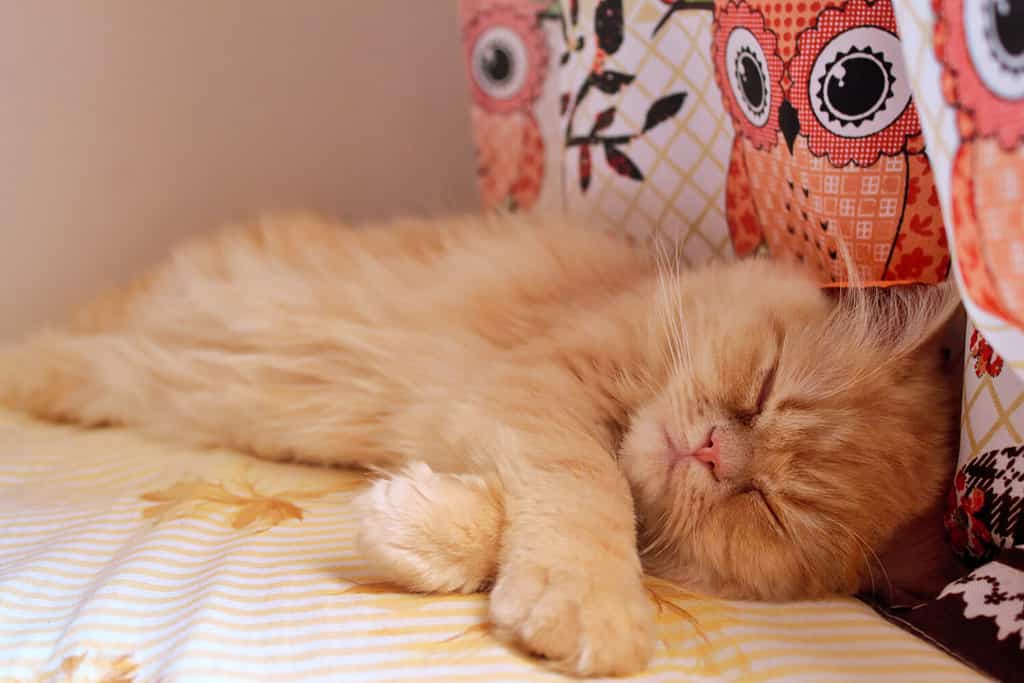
735, 363, 777, 425
755, 363, 777, 413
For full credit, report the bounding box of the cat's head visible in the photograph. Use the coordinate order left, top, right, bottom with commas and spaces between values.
619, 259, 962, 601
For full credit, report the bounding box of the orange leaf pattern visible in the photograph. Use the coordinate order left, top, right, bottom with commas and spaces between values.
140, 477, 366, 531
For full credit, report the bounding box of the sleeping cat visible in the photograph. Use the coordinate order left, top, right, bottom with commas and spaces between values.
1, 212, 961, 676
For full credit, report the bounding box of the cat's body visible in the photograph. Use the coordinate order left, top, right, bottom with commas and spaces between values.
2, 213, 962, 676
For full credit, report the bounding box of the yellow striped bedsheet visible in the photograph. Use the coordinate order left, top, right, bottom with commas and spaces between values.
0, 409, 984, 682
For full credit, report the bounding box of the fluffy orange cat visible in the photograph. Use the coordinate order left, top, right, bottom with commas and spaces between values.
1, 213, 962, 676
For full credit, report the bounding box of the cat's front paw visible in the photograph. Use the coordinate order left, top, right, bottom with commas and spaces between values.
355, 462, 502, 594
489, 558, 656, 676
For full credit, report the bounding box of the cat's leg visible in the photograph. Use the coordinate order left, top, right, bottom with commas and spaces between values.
392, 397, 656, 677
355, 462, 502, 593
485, 429, 655, 677
356, 441, 656, 677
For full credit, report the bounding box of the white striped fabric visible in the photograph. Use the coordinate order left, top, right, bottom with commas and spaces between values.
0, 409, 983, 682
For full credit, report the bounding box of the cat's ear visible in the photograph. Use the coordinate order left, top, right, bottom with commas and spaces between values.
891, 279, 964, 357
824, 279, 964, 361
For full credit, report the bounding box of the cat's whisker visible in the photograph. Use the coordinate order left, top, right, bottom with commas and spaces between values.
826, 515, 893, 600
657, 237, 694, 373
653, 239, 687, 378
640, 525, 673, 557
645, 508, 681, 558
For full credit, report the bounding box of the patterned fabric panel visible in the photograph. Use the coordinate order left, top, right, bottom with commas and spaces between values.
878, 547, 1024, 683
713, 0, 949, 285
459, 0, 566, 213
892, 0, 1024, 377
887, 2, 1024, 677
559, 0, 733, 262
461, 0, 735, 266
459, 0, 954, 282
948, 321, 1024, 565
0, 409, 983, 682
460, 0, 565, 214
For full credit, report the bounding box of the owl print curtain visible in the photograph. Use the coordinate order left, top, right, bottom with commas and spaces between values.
458, 1, 1023, 678
459, 0, 735, 265
887, 2, 1024, 679
715, 0, 949, 286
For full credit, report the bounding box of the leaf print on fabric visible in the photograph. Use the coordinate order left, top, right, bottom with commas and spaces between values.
560, 3, 692, 196
643, 93, 687, 133
652, 0, 714, 37
591, 70, 634, 94
604, 144, 643, 180
9, 652, 140, 683
59, 654, 138, 683
591, 106, 616, 133
140, 476, 365, 531
579, 144, 592, 191
594, 0, 624, 55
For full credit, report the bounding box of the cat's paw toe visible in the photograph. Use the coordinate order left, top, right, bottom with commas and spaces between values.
489, 562, 656, 676
355, 463, 501, 594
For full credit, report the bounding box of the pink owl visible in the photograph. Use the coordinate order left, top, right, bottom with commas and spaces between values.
715, 0, 950, 285
934, 0, 1024, 326
460, 0, 550, 211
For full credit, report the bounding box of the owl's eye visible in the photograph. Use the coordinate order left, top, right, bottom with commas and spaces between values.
963, 0, 1024, 100
808, 27, 912, 138
725, 27, 772, 127
471, 27, 529, 100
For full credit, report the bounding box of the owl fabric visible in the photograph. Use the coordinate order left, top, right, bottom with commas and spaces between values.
714, 0, 949, 285
458, 0, 565, 213
458, 1, 1024, 678
555, 1, 733, 263
460, 0, 735, 265
458, 0, 565, 214
459, 0, 954, 283
889, 1, 1024, 679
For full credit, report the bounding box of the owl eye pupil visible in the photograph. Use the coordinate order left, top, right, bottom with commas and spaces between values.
993, 0, 1024, 57
725, 28, 772, 128
481, 44, 513, 84
824, 54, 889, 121
739, 55, 765, 109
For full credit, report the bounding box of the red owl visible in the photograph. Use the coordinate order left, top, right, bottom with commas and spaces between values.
934, 0, 1024, 326
714, 0, 950, 284
460, 0, 550, 212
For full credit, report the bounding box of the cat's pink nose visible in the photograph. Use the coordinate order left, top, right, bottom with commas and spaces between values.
691, 429, 720, 477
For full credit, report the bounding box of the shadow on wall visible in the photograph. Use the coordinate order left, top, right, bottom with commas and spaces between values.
0, 0, 479, 338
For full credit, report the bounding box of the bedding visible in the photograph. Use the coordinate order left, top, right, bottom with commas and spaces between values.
0, 408, 985, 682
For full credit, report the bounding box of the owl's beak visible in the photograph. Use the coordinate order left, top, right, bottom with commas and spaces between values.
779, 99, 800, 156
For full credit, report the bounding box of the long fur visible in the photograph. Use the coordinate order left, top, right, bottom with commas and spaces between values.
0, 212, 962, 676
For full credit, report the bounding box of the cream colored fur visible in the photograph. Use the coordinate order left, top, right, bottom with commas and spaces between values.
0, 212, 962, 677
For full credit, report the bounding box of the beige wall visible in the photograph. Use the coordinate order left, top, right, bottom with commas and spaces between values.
0, 1, 479, 338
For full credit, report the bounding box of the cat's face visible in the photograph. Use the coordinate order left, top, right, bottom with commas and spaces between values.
619, 261, 959, 600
